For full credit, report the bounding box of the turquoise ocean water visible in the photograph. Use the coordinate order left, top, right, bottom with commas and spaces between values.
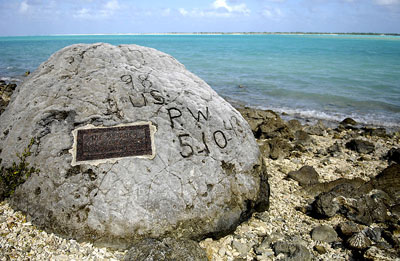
1, 34, 399, 128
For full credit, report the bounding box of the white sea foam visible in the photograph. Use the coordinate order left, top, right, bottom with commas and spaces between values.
0, 77, 22, 82
252, 105, 400, 131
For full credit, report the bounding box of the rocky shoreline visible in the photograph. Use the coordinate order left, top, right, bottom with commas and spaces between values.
1, 79, 400, 260
200, 108, 400, 260
0, 80, 18, 115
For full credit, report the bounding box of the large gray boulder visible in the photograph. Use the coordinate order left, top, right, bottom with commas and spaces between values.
0, 43, 268, 248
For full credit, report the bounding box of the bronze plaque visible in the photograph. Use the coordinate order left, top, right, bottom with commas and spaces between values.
76, 124, 153, 162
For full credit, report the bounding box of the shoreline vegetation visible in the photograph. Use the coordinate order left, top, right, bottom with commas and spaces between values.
1, 32, 400, 37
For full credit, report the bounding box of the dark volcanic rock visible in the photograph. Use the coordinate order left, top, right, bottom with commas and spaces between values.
391, 204, 400, 219
364, 227, 383, 243
259, 137, 292, 160
289, 245, 312, 261
273, 241, 312, 261
337, 221, 362, 237
305, 178, 365, 196
329, 182, 363, 196
304, 120, 326, 136
312, 191, 340, 218
0, 99, 8, 115
287, 166, 319, 186
312, 186, 391, 225
294, 130, 312, 146
385, 148, 400, 165
382, 229, 400, 249
343, 190, 391, 225
311, 225, 338, 243
341, 118, 357, 126
287, 119, 302, 132
269, 138, 292, 160
366, 163, 400, 204
124, 237, 207, 261
238, 108, 293, 140
362, 127, 387, 137
0, 81, 17, 115
338, 118, 360, 131
311, 181, 363, 218
364, 246, 400, 261
327, 142, 342, 156
0, 178, 6, 202
237, 108, 266, 136
310, 166, 397, 225
259, 118, 292, 140
259, 119, 285, 139
345, 139, 375, 154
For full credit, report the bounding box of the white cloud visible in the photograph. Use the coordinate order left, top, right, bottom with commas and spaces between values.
74, 0, 121, 19
211, 0, 250, 15
178, 0, 250, 18
261, 7, 283, 20
19, 0, 29, 14
100, 0, 120, 17
104, 0, 119, 11
162, 8, 171, 16
212, 0, 231, 11
179, 8, 188, 16
76, 8, 90, 18
374, 0, 400, 5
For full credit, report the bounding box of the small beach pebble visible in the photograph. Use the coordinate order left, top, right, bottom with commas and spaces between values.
314, 245, 327, 254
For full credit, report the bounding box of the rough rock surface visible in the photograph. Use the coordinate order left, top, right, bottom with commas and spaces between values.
362, 126, 387, 138
304, 120, 326, 136
0, 43, 268, 248
386, 148, 400, 164
238, 108, 293, 140
287, 165, 319, 186
259, 137, 292, 160
341, 118, 357, 126
345, 139, 375, 154
310, 225, 338, 243
310, 164, 399, 225
0, 80, 17, 115
273, 241, 312, 261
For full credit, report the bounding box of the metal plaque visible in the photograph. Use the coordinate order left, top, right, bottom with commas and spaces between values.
76, 124, 153, 162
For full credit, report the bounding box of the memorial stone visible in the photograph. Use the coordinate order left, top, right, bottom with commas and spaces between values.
0, 43, 268, 248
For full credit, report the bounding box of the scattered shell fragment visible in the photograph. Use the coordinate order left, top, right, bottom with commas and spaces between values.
347, 231, 372, 250
0, 201, 127, 260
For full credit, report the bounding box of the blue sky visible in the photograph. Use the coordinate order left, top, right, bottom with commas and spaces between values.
0, 0, 399, 36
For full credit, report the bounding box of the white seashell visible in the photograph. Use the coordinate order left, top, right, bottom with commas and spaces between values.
347, 231, 371, 250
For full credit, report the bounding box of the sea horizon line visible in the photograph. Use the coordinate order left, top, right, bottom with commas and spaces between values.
1, 32, 400, 37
